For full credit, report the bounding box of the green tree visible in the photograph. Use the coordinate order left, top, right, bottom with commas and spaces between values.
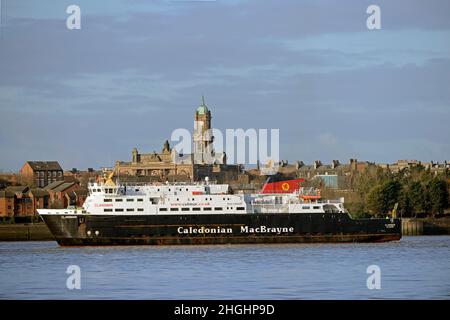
409, 181, 425, 217
382, 180, 401, 211
366, 185, 385, 216
399, 187, 412, 217
427, 178, 449, 216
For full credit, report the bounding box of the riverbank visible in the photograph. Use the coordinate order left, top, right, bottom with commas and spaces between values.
0, 223, 54, 241
402, 217, 450, 236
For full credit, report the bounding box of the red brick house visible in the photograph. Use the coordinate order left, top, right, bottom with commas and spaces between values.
0, 186, 49, 220
20, 161, 64, 188
0, 189, 14, 218
45, 181, 87, 208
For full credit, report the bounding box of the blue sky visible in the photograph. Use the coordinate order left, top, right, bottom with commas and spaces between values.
0, 0, 449, 171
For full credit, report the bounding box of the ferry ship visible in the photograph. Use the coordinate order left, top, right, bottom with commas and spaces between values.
38, 174, 401, 246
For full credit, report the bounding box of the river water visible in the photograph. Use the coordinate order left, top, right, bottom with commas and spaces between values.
0, 236, 449, 299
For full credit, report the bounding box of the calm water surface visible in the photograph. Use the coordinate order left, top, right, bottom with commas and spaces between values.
0, 236, 449, 299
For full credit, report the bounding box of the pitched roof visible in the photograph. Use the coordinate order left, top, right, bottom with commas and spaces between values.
44, 180, 65, 191
52, 182, 76, 193
26, 161, 62, 171
29, 188, 49, 197
5, 186, 29, 194
74, 187, 88, 196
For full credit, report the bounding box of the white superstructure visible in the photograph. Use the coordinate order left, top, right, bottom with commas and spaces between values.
38, 180, 346, 216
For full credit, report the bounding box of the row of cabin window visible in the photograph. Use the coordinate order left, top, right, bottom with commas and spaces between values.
103, 207, 246, 213
160, 207, 245, 212
104, 208, 144, 212
104, 197, 231, 203
302, 206, 321, 209
104, 198, 143, 202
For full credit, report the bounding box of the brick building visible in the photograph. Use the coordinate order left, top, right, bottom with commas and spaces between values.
115, 98, 240, 183
0, 186, 49, 220
0, 189, 14, 218
44, 181, 88, 208
20, 161, 64, 187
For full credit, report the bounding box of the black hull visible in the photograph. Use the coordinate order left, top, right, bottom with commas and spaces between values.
41, 212, 401, 246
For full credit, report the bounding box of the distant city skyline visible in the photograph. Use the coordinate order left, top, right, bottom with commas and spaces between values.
1, 0, 449, 171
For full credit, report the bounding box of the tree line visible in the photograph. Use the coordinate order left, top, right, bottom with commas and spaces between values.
321, 165, 449, 218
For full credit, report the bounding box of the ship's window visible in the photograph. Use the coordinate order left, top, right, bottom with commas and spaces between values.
115, 209, 124, 212
302, 206, 310, 209
177, 198, 179, 201
135, 189, 139, 192
203, 207, 212, 211
126, 208, 134, 212
192, 207, 201, 211
159, 208, 167, 212
104, 199, 112, 202
237, 207, 245, 210
97, 189, 101, 192
186, 188, 188, 191
104, 209, 113, 212
170, 208, 179, 211
223, 198, 225, 201
313, 206, 320, 209
127, 198, 134, 202
210, 198, 212, 201
137, 208, 144, 212
115, 199, 123, 202
214, 207, 223, 211
157, 188, 160, 191
181, 208, 190, 211
137, 199, 143, 202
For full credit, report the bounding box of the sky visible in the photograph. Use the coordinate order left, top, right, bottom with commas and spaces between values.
0, 0, 449, 171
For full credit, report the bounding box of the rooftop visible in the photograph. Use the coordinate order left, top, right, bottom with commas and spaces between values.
26, 161, 62, 171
